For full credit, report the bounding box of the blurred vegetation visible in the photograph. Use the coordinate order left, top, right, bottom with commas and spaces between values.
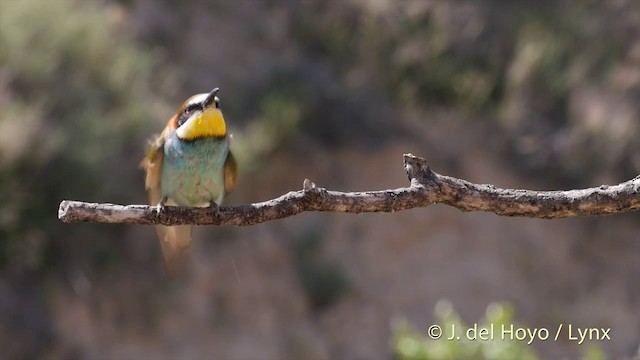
290, 2, 640, 186
392, 301, 607, 360
0, 0, 170, 272
0, 0, 639, 358
0, 0, 177, 356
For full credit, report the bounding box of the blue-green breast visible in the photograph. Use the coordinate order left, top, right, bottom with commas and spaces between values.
161, 131, 229, 207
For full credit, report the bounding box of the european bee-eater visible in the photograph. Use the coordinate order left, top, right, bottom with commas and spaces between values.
141, 88, 237, 274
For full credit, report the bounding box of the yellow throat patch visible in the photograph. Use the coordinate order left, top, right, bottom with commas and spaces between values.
176, 107, 227, 140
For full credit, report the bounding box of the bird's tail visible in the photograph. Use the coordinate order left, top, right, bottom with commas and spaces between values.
156, 224, 192, 276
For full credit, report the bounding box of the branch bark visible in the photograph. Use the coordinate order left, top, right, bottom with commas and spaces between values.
58, 154, 640, 225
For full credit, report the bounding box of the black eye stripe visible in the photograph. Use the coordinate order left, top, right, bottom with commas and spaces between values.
176, 94, 222, 127
178, 103, 202, 127
185, 103, 200, 112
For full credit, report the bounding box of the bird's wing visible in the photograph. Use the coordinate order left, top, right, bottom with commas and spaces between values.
140, 133, 165, 206
223, 149, 238, 195
140, 126, 192, 276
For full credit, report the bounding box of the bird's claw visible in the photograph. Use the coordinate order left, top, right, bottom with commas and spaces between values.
156, 197, 167, 216
303, 178, 317, 191
208, 201, 221, 217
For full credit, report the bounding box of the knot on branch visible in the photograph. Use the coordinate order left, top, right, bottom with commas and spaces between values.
302, 178, 317, 191
403, 153, 436, 186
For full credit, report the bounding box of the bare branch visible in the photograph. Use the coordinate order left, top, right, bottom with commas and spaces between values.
58, 154, 640, 225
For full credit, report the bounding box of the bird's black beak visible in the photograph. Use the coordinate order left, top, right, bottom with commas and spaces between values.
203, 87, 220, 108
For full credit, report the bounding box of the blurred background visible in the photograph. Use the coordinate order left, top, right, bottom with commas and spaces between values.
1, 0, 640, 359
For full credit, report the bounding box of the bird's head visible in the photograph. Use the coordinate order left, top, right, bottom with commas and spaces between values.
171, 88, 227, 141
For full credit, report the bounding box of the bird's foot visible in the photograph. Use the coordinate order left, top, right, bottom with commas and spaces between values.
156, 197, 168, 215
208, 201, 221, 217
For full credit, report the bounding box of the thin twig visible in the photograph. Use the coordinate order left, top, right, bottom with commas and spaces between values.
58, 154, 640, 225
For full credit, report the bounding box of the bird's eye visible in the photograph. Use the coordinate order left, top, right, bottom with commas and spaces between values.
214, 96, 220, 109
184, 104, 198, 114
178, 105, 197, 127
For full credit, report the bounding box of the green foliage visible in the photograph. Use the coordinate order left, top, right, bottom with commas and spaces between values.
392, 301, 538, 360
582, 345, 609, 360
379, 16, 498, 110
288, 2, 637, 185
233, 79, 307, 170
0, 0, 168, 271
292, 3, 501, 111
392, 301, 608, 360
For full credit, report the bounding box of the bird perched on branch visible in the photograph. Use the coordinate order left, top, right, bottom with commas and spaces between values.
141, 88, 237, 275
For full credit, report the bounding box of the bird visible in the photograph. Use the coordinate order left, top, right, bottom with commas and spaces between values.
140, 88, 237, 275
